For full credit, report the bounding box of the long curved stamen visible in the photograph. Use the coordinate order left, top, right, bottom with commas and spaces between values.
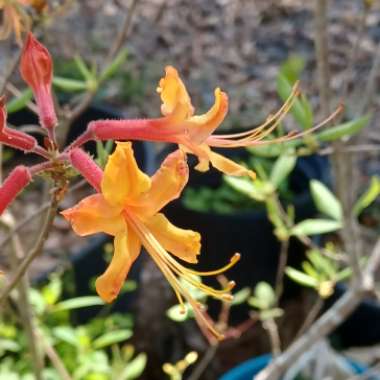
125, 211, 224, 339
186, 253, 240, 277
208, 87, 299, 148
252, 104, 344, 147
137, 218, 236, 299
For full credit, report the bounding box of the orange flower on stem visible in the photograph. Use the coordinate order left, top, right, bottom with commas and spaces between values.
70, 66, 308, 179
62, 142, 239, 340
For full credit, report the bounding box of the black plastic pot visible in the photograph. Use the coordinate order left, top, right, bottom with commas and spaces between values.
163, 150, 329, 319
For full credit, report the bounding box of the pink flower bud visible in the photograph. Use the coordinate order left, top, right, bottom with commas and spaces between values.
20, 33, 57, 131
0, 166, 32, 215
0, 98, 37, 152
69, 148, 103, 192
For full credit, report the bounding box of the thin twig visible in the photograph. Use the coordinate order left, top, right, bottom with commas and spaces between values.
275, 239, 289, 300
314, 0, 362, 284
263, 318, 281, 357
0, 194, 58, 307
294, 296, 323, 340
359, 42, 380, 115
37, 329, 73, 380
1, 215, 44, 380
11, 238, 44, 380
188, 345, 218, 380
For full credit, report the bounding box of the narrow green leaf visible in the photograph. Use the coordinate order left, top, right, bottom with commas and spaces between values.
120, 353, 147, 380
307, 250, 335, 279
285, 267, 319, 287
231, 287, 251, 305
316, 115, 370, 142
74, 55, 95, 81
260, 308, 284, 321
270, 151, 297, 188
53, 77, 88, 92
335, 267, 353, 282
53, 296, 104, 312
93, 329, 133, 349
6, 88, 33, 114
224, 176, 267, 201
310, 180, 342, 221
353, 176, 380, 216
52, 326, 78, 347
276, 74, 312, 130
291, 219, 342, 236
301, 261, 320, 280
279, 55, 305, 84
100, 47, 128, 83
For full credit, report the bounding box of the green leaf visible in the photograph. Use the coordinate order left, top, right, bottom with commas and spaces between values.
6, 89, 33, 114
276, 74, 312, 130
335, 267, 353, 282
120, 353, 147, 380
301, 261, 320, 280
166, 303, 191, 322
231, 287, 251, 305
253, 282, 276, 309
41, 275, 62, 306
285, 267, 319, 288
52, 326, 78, 347
53, 77, 88, 92
316, 115, 370, 142
307, 249, 335, 279
52, 296, 104, 312
279, 55, 305, 84
270, 151, 297, 188
260, 308, 284, 321
310, 180, 342, 221
100, 48, 128, 83
353, 176, 380, 216
291, 219, 342, 236
224, 176, 268, 201
93, 329, 133, 349
74, 55, 95, 81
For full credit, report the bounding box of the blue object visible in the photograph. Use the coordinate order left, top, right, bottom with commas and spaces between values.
219, 354, 369, 380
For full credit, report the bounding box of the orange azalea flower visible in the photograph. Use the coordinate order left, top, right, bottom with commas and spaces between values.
0, 0, 44, 44
88, 66, 300, 179
62, 142, 239, 339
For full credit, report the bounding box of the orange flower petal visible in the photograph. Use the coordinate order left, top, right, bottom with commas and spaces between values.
145, 213, 200, 264
95, 230, 141, 303
208, 149, 256, 179
61, 194, 126, 236
187, 88, 228, 144
157, 66, 194, 120
133, 149, 189, 217
101, 142, 151, 208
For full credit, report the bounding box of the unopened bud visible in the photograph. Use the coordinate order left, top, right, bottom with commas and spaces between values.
0, 166, 32, 215
69, 148, 103, 191
20, 33, 57, 130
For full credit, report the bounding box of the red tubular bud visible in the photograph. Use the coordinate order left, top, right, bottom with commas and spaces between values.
69, 148, 103, 192
89, 119, 167, 142
20, 33, 57, 130
0, 98, 37, 152
0, 166, 32, 215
